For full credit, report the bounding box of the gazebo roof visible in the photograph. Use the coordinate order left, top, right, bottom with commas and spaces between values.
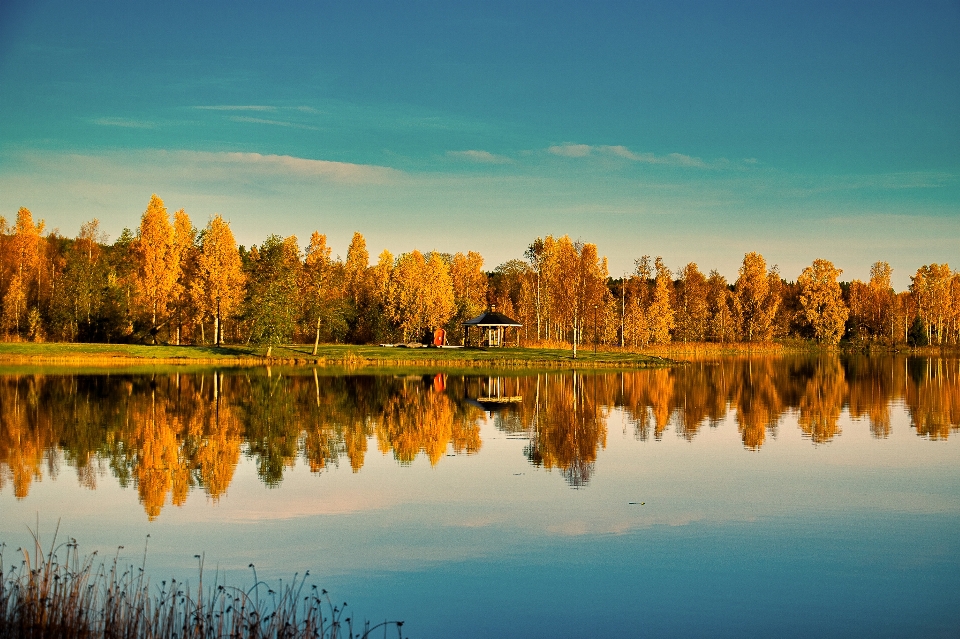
463, 310, 522, 327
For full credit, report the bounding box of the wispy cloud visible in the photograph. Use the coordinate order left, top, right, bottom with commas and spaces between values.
548, 143, 713, 168
849, 171, 955, 190
12, 148, 401, 187
752, 169, 957, 200
227, 116, 320, 131
548, 144, 592, 158
92, 117, 156, 129
447, 150, 513, 164
180, 151, 400, 184
194, 105, 276, 111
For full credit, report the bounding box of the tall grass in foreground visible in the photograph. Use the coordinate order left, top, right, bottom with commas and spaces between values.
0, 530, 404, 639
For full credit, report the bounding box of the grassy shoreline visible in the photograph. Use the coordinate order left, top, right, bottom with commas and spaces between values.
0, 342, 674, 370
0, 341, 953, 371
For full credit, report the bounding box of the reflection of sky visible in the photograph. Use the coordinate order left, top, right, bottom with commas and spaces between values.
2, 400, 958, 637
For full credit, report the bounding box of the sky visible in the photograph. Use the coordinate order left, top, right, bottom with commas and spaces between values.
0, 0, 957, 289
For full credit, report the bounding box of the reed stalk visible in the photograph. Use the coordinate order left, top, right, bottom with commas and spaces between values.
0, 528, 403, 639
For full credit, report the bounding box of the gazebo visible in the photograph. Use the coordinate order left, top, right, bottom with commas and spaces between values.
463, 310, 522, 347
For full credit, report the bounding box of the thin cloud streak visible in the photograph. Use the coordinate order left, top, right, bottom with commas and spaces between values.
548, 143, 713, 168
194, 105, 277, 111
179, 151, 401, 184
9, 149, 401, 186
228, 116, 321, 131
92, 117, 156, 129
548, 144, 592, 158
447, 150, 513, 164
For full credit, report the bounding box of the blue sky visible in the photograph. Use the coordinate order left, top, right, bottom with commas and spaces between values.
1, 1, 957, 288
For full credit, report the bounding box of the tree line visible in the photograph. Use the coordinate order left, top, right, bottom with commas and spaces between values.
1, 194, 957, 347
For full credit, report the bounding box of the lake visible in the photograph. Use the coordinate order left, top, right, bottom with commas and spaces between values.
1, 355, 958, 638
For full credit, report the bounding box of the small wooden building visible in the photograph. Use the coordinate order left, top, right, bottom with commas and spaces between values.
463, 310, 522, 347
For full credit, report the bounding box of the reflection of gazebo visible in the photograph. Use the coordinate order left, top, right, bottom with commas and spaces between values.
464, 376, 523, 412
463, 310, 522, 347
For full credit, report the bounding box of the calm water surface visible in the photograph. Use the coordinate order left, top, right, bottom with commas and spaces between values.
1, 355, 958, 638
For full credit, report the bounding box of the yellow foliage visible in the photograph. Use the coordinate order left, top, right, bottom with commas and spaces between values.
390, 250, 455, 341
133, 195, 183, 328
798, 258, 849, 345
451, 251, 487, 320
197, 215, 244, 344
344, 232, 370, 302
734, 252, 780, 342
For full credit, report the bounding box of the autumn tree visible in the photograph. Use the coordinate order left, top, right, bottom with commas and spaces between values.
422, 251, 456, 338
733, 252, 780, 342
303, 232, 335, 353
168, 209, 195, 345
890, 291, 916, 345
846, 279, 871, 339
706, 270, 735, 343
847, 262, 895, 342
525, 238, 546, 340
489, 259, 535, 342
390, 250, 455, 342
344, 232, 369, 303
196, 215, 244, 345
342, 232, 374, 342
798, 259, 849, 345
674, 263, 709, 342
868, 261, 894, 339
2, 207, 44, 337
951, 273, 960, 344
541, 238, 569, 346
450, 251, 488, 342
370, 249, 395, 341
623, 256, 654, 348
133, 195, 184, 339
540, 237, 610, 356
648, 257, 674, 344
911, 263, 952, 345
538, 235, 601, 345
579, 244, 614, 352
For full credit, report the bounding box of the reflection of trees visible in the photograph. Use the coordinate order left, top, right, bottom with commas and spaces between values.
2, 356, 959, 511
843, 356, 903, 439
620, 369, 676, 441
238, 372, 301, 486
0, 376, 52, 498
672, 362, 726, 440
796, 357, 848, 444
109, 373, 243, 519
522, 372, 608, 488
375, 376, 482, 465
0, 371, 484, 517
905, 358, 960, 440
730, 358, 787, 449
128, 388, 191, 518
